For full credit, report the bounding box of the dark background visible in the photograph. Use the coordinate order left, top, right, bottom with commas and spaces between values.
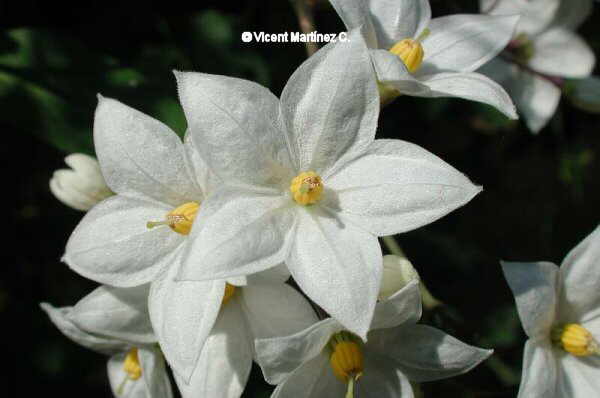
8, 0, 600, 396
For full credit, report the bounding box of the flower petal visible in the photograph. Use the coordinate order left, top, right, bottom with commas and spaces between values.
70, 285, 155, 344
326, 139, 481, 236
280, 29, 378, 177
240, 283, 318, 340
108, 353, 149, 398
417, 72, 517, 119
481, 0, 559, 36
175, 71, 292, 188
553, 0, 593, 30
149, 261, 224, 382
501, 261, 559, 338
357, 353, 414, 398
287, 209, 382, 339
41, 303, 125, 355
558, 226, 600, 323
64, 195, 183, 287
367, 0, 431, 49
271, 354, 344, 398
512, 72, 561, 133
174, 301, 253, 398
94, 96, 199, 206
370, 324, 492, 382
518, 340, 558, 398
328, 0, 378, 47
529, 28, 595, 79
183, 130, 216, 200
557, 351, 600, 396
255, 318, 343, 385
371, 280, 422, 330
370, 50, 432, 95
138, 347, 174, 398
178, 187, 295, 281
420, 14, 519, 74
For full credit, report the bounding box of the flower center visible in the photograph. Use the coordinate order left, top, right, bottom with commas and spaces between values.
290, 171, 323, 205
329, 331, 364, 383
389, 29, 429, 73
117, 348, 142, 394
222, 283, 236, 306
146, 201, 200, 235
552, 323, 600, 356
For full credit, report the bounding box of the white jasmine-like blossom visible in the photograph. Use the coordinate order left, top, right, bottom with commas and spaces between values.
501, 225, 600, 397
329, 0, 519, 117
254, 280, 492, 398
174, 30, 481, 339
151, 266, 318, 398
479, 0, 596, 133
41, 285, 173, 398
50, 153, 113, 211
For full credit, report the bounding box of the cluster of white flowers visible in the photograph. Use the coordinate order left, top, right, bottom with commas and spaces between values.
44, 0, 599, 397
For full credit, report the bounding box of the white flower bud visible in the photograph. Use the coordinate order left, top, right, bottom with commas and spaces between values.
49, 153, 113, 211
378, 254, 420, 301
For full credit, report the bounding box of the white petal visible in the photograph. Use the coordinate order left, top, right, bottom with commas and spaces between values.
370, 324, 492, 382
50, 170, 106, 211
518, 340, 558, 398
245, 263, 291, 285
557, 352, 600, 396
70, 285, 155, 344
553, 0, 593, 30
94, 96, 200, 206
280, 29, 378, 177
477, 57, 517, 84
41, 303, 125, 355
175, 301, 253, 398
371, 280, 422, 330
182, 130, 215, 199
357, 353, 414, 398
558, 226, 600, 323
367, 0, 431, 49
149, 262, 224, 382
271, 354, 345, 398
370, 50, 432, 95
178, 187, 295, 281
108, 352, 149, 398
328, 0, 378, 47
420, 14, 519, 74
418, 72, 517, 119
482, 0, 559, 35
255, 318, 343, 385
512, 73, 561, 133
326, 139, 482, 236
288, 209, 381, 339
501, 261, 559, 338
529, 28, 595, 78
138, 347, 174, 398
64, 195, 183, 287
175, 71, 292, 188
240, 283, 318, 340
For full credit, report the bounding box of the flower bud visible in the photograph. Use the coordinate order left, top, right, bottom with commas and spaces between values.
378, 255, 420, 300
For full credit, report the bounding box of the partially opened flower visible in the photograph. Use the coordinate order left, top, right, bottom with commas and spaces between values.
50, 153, 113, 211
501, 225, 600, 397
479, 0, 596, 132
329, 0, 518, 117
175, 30, 481, 339
254, 281, 492, 398
41, 285, 172, 398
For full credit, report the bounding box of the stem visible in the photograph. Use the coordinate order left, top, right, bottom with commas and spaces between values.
289, 0, 319, 57
381, 235, 405, 257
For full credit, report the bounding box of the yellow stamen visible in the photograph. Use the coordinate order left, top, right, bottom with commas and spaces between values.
552, 323, 600, 356
146, 201, 199, 235
117, 348, 142, 394
290, 171, 323, 205
222, 283, 236, 306
329, 332, 364, 383
389, 29, 429, 74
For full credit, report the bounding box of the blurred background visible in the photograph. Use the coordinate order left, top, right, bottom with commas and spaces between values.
8, 0, 600, 396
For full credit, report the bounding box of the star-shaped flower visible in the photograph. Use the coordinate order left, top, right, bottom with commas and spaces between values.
254, 281, 492, 398
479, 0, 596, 132
41, 285, 173, 398
329, 0, 519, 117
501, 225, 600, 397
175, 30, 481, 339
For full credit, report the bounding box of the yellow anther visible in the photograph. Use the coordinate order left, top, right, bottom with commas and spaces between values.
329, 332, 364, 383
552, 323, 600, 356
290, 171, 323, 205
389, 39, 424, 73
146, 201, 199, 235
123, 348, 142, 380
222, 283, 236, 306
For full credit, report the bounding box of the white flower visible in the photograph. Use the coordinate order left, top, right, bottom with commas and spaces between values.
379, 254, 420, 301
329, 0, 519, 117
150, 265, 318, 397
501, 225, 600, 397
479, 0, 596, 133
50, 153, 113, 211
254, 281, 492, 398
174, 30, 481, 339
41, 285, 173, 398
